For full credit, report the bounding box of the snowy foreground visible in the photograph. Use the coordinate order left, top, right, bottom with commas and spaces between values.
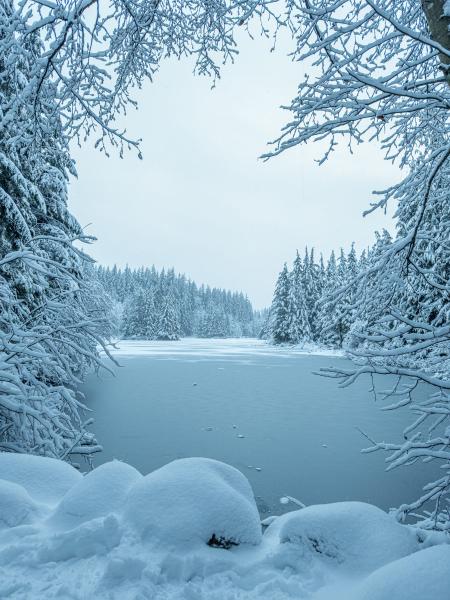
0, 455, 449, 600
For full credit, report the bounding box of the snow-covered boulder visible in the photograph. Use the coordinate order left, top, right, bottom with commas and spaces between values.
0, 453, 81, 505
51, 460, 141, 529
265, 501, 419, 573
0, 479, 39, 528
358, 544, 450, 600
123, 457, 262, 547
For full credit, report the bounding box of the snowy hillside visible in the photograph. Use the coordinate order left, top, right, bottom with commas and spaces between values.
0, 454, 449, 600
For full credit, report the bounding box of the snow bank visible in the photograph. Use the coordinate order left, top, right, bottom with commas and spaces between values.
124, 457, 262, 547
266, 501, 419, 573
0, 452, 81, 505
0, 479, 39, 528
51, 460, 141, 528
0, 453, 448, 600
358, 544, 450, 600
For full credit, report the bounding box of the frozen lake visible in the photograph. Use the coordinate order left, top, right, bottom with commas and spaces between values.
81, 338, 434, 515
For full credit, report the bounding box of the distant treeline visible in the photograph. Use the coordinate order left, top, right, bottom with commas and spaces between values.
96, 265, 266, 340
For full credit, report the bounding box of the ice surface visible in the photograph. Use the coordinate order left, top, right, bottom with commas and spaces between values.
0, 454, 448, 600
0, 452, 81, 505
124, 457, 262, 546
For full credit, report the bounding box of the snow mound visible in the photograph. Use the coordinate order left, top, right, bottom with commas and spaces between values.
358, 544, 450, 600
124, 457, 262, 547
0, 453, 81, 505
266, 501, 419, 573
39, 515, 122, 562
51, 460, 141, 529
0, 456, 448, 600
0, 479, 39, 528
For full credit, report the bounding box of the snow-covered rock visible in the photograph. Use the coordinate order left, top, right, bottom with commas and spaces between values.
358, 544, 450, 600
51, 460, 141, 528
124, 457, 262, 547
0, 479, 39, 528
0, 453, 81, 505
265, 501, 419, 573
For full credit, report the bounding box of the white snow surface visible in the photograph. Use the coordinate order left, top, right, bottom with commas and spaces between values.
124, 457, 261, 546
0, 452, 81, 504
0, 454, 448, 600
50, 460, 141, 529
108, 337, 343, 360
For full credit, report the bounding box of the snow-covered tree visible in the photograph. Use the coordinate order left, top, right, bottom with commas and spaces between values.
156, 289, 181, 341
99, 264, 257, 339
261, 1, 450, 528
270, 264, 292, 344
288, 251, 311, 343
0, 3, 112, 459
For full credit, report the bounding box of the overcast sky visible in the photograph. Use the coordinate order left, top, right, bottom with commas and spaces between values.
69, 33, 399, 309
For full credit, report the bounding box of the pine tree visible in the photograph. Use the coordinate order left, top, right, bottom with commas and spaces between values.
288, 251, 311, 343
316, 250, 341, 347
303, 247, 321, 338
156, 289, 181, 341
270, 264, 292, 344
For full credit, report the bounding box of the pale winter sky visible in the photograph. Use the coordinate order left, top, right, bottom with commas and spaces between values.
69, 33, 399, 310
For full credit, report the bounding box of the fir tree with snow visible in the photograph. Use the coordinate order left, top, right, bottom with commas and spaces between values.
288, 251, 311, 343
270, 264, 292, 344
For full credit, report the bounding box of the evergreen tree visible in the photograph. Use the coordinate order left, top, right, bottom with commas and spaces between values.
288, 251, 311, 343
156, 289, 181, 341
270, 264, 292, 344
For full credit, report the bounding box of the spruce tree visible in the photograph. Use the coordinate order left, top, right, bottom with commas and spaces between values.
288, 251, 311, 343
270, 264, 292, 344
156, 289, 181, 341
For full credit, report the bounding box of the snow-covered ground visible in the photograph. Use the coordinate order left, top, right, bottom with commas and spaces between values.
108, 337, 344, 359
0, 453, 449, 600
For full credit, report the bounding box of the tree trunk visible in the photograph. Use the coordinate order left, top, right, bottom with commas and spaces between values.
422, 1, 450, 82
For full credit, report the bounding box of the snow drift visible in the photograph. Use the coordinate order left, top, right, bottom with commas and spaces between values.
0, 454, 448, 600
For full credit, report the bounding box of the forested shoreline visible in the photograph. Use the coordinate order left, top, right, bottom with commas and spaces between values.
96, 265, 265, 340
